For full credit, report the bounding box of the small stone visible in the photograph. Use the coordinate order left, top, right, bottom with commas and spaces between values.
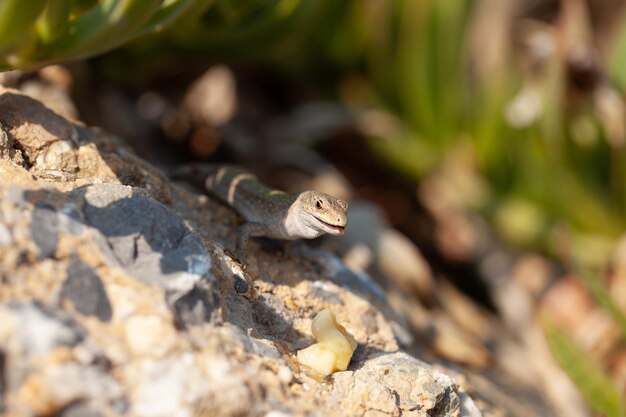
297, 309, 357, 376
61, 259, 112, 322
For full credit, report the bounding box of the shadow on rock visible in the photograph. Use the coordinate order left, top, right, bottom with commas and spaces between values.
22, 184, 216, 328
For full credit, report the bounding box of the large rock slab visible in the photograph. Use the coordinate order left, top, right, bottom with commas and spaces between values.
0, 86, 480, 417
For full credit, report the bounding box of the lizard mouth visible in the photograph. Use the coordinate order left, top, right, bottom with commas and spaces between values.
313, 216, 345, 234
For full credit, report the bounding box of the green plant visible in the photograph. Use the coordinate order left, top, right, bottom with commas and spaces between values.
0, 0, 330, 71
0, 0, 214, 71
544, 319, 621, 417
291, 0, 626, 265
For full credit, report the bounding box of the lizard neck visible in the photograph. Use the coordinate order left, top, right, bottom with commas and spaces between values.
283, 195, 326, 239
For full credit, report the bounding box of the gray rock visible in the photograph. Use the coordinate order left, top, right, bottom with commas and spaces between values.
459, 392, 483, 417
80, 183, 210, 286
226, 326, 282, 359
23, 182, 217, 328
335, 202, 434, 300
233, 274, 249, 294
301, 247, 386, 301
61, 258, 112, 322
169, 284, 216, 327
307, 281, 344, 305
332, 352, 463, 417
31, 202, 59, 258
59, 203, 87, 235
252, 293, 301, 341
43, 363, 123, 411
0, 123, 13, 159
131, 354, 199, 417
59, 403, 103, 417
0, 302, 84, 356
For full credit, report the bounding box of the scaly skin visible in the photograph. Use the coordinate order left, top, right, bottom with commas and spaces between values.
173, 164, 348, 261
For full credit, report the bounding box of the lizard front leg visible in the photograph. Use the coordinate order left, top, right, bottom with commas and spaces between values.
234, 222, 268, 262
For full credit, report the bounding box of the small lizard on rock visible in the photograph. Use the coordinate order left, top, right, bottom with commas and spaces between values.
172, 164, 348, 262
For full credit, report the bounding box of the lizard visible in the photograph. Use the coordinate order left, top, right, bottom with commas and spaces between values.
171, 164, 348, 262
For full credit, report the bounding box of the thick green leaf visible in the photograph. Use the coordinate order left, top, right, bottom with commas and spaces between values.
0, 0, 46, 54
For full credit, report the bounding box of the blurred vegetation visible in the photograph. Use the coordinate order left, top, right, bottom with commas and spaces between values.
2, 2, 624, 259
2, 0, 626, 410
4, 2, 625, 265
288, 0, 626, 269
542, 263, 626, 416
0, 0, 329, 70
0, 0, 215, 70
544, 319, 621, 417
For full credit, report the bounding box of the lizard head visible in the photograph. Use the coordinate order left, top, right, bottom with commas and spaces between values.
297, 191, 348, 235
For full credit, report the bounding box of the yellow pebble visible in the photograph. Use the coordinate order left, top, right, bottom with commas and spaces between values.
296, 309, 357, 375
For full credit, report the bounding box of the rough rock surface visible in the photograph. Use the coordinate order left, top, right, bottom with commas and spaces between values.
0, 86, 480, 417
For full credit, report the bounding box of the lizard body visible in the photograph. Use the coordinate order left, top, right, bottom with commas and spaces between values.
173, 164, 348, 260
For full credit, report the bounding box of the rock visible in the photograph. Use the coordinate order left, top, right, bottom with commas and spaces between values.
0, 124, 15, 160
334, 202, 434, 302
0, 87, 79, 173
300, 246, 387, 301
0, 86, 509, 417
130, 355, 199, 417
0, 302, 85, 356
20, 79, 78, 121
170, 284, 217, 327
125, 315, 176, 357
459, 392, 483, 417
331, 352, 463, 417
60, 258, 112, 321
184, 65, 237, 127
31, 202, 59, 258
58, 402, 104, 417
80, 183, 211, 287
0, 302, 124, 416
41, 363, 123, 410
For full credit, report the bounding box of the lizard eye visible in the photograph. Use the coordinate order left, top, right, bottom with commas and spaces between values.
316, 200, 322, 209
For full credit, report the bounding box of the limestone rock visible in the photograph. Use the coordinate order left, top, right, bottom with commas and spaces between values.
331, 352, 468, 417
0, 86, 481, 417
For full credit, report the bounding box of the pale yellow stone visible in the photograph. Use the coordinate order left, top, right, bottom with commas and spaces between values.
297, 344, 337, 376
296, 309, 357, 375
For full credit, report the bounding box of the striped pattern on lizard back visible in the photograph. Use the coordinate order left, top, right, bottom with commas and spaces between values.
205, 165, 297, 227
